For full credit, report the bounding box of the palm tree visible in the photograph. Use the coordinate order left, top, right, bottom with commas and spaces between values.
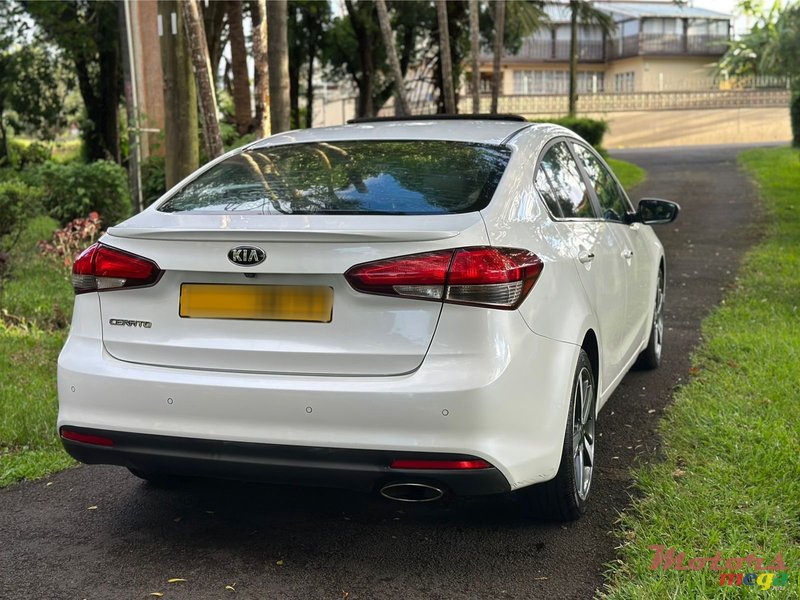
469, 0, 480, 113
376, 0, 411, 116
181, 0, 223, 158
490, 0, 505, 114
252, 0, 270, 137
567, 1, 615, 117
267, 0, 291, 133
436, 0, 456, 114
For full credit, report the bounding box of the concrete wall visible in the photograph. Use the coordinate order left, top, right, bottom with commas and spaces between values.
605, 56, 718, 92
598, 107, 792, 148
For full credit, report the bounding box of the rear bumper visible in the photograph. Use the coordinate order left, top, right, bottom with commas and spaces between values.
61, 427, 510, 496
58, 302, 581, 491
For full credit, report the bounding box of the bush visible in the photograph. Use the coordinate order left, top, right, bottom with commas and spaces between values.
0, 180, 45, 241
24, 160, 132, 227
791, 92, 800, 148
141, 155, 166, 207
38, 212, 101, 269
529, 117, 608, 149
16, 142, 52, 167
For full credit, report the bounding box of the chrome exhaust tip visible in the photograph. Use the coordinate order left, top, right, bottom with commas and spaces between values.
379, 482, 445, 503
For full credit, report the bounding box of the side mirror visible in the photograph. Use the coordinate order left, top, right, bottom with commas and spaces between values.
636, 198, 680, 225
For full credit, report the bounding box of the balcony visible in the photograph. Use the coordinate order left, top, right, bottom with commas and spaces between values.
487, 39, 606, 64
607, 34, 729, 60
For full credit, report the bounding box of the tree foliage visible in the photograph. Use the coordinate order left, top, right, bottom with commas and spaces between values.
22, 0, 122, 163
0, 4, 68, 163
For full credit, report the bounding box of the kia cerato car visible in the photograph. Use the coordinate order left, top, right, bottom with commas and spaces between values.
57, 115, 678, 521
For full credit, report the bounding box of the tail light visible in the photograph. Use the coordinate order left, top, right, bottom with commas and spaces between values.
72, 243, 162, 294
390, 459, 492, 470
345, 247, 543, 310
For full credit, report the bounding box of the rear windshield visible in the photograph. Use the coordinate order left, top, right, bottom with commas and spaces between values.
158, 141, 511, 215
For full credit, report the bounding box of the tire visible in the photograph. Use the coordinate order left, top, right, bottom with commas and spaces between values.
519, 349, 597, 522
635, 267, 665, 370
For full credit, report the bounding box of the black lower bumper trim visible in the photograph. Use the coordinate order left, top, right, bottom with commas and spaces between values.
60, 427, 511, 496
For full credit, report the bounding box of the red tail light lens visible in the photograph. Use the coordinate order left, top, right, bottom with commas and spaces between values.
72, 243, 162, 294
345, 247, 542, 309
60, 428, 114, 447
390, 459, 492, 470
345, 250, 452, 300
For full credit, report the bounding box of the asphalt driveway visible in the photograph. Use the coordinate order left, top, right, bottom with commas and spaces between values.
0, 144, 762, 600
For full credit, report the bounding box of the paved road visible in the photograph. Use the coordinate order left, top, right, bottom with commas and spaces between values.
0, 145, 762, 600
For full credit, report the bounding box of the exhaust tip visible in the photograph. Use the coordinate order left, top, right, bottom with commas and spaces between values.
380, 482, 445, 503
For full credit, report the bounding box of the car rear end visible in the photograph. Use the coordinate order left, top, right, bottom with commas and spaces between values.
57, 126, 579, 498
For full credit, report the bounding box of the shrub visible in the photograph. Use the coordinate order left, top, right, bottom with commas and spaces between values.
24, 160, 132, 227
38, 212, 101, 269
141, 155, 167, 207
529, 117, 608, 149
0, 180, 45, 242
791, 92, 800, 148
17, 142, 52, 167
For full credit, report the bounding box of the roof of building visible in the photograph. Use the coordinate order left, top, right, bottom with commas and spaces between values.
543, 2, 730, 23
596, 2, 731, 21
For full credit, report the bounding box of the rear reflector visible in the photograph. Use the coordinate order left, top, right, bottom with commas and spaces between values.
345, 247, 542, 309
60, 429, 114, 447
390, 459, 492, 470
72, 243, 162, 294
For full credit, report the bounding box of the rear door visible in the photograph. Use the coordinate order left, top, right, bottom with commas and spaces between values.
98, 140, 509, 377
534, 140, 629, 388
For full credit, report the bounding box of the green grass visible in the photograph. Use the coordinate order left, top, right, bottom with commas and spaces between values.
0, 216, 76, 487
601, 147, 800, 598
2, 216, 75, 329
608, 157, 646, 191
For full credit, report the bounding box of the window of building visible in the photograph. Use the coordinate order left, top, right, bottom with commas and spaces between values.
642, 18, 681, 35
614, 71, 635, 93
513, 70, 605, 95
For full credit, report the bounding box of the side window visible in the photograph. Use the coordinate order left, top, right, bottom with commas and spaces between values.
572, 144, 628, 223
535, 142, 596, 219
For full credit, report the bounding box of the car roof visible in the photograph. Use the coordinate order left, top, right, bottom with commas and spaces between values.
249, 118, 538, 148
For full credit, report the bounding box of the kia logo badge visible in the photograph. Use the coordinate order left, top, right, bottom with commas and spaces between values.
228, 246, 266, 266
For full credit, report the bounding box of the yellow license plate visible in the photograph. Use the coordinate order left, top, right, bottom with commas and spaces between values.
179, 284, 333, 322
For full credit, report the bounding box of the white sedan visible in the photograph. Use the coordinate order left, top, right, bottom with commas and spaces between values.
58, 116, 678, 521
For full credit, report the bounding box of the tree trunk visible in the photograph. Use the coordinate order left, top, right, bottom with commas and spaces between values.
569, 0, 578, 118
490, 0, 505, 115
376, 0, 410, 116
344, 0, 375, 118
267, 0, 291, 133
227, 0, 252, 135
202, 0, 227, 81
436, 0, 456, 114
251, 0, 270, 137
159, 0, 199, 188
305, 40, 317, 128
469, 0, 481, 114
119, 0, 142, 212
181, 0, 224, 160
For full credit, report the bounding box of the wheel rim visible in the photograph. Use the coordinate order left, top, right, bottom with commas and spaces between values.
572, 366, 595, 501
653, 271, 665, 362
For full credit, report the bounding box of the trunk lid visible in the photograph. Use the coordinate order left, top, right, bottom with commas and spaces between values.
98, 214, 488, 376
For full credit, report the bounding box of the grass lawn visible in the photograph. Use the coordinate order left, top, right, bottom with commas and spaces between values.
601, 146, 800, 597
0, 216, 76, 487
608, 157, 646, 191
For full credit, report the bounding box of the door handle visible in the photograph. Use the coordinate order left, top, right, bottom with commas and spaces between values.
622, 249, 634, 259
578, 251, 595, 264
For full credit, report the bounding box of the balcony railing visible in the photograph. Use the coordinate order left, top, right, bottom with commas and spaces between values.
488, 39, 605, 63
608, 34, 729, 59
